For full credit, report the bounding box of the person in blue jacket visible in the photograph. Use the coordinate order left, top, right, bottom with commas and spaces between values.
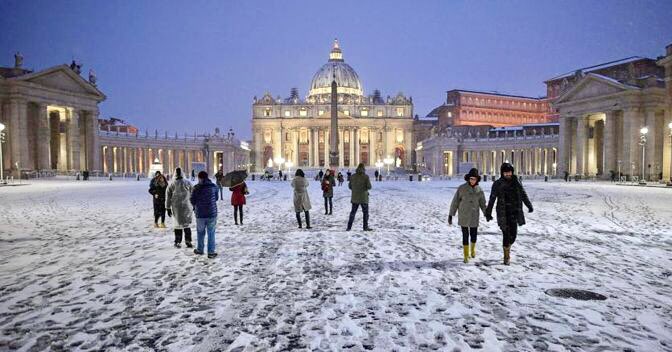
190, 171, 219, 258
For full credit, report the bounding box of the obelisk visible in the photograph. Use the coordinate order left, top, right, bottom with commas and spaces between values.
329, 69, 339, 168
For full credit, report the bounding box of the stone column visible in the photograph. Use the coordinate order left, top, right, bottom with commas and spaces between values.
89, 111, 101, 171
8, 100, 26, 175
307, 128, 313, 168
369, 128, 377, 166
666, 109, 672, 182
324, 128, 330, 168
645, 109, 658, 180
67, 109, 81, 171
603, 111, 617, 176
354, 128, 360, 166
349, 128, 355, 167
558, 115, 572, 176
338, 129, 344, 168
623, 108, 643, 177
36, 103, 51, 170
294, 129, 299, 167
575, 115, 588, 176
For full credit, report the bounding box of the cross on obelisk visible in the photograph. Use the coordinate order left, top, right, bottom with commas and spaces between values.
329, 69, 339, 168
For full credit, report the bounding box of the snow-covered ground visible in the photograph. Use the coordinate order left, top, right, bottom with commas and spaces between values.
0, 178, 671, 351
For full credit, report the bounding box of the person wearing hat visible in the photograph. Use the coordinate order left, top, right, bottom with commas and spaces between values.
449, 168, 487, 263
291, 169, 312, 229
166, 167, 194, 248
485, 163, 533, 265
190, 171, 219, 258
148, 171, 168, 228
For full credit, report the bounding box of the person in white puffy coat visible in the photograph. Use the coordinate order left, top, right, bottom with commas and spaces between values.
166, 167, 194, 248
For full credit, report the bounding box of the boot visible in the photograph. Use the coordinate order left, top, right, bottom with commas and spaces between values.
296, 212, 302, 228
463, 245, 470, 263
174, 229, 183, 248
184, 228, 193, 248
305, 211, 312, 229
239, 208, 243, 225
470, 243, 476, 258
503, 246, 511, 265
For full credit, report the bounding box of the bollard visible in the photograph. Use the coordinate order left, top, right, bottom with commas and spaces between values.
283, 174, 287, 181
409, 175, 413, 182
252, 174, 255, 181
418, 174, 422, 182
109, 174, 113, 181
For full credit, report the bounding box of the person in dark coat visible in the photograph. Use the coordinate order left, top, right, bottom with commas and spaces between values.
229, 181, 247, 225
563, 171, 569, 182
485, 163, 533, 265
346, 170, 352, 182
215, 169, 225, 200
347, 163, 373, 231
166, 168, 193, 248
191, 169, 196, 181
291, 169, 312, 229
449, 168, 487, 263
318, 169, 324, 180
321, 169, 335, 215
190, 171, 219, 258
374, 169, 380, 182
278, 170, 283, 181
149, 171, 168, 228
337, 172, 344, 186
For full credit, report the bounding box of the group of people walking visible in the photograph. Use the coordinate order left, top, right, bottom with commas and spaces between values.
449, 162, 533, 265
149, 161, 532, 265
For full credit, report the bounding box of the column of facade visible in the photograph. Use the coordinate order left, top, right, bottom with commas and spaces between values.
575, 115, 588, 176
369, 128, 377, 166
665, 109, 672, 181
293, 129, 299, 167
644, 109, 658, 180
86, 111, 100, 171
323, 128, 329, 168
67, 109, 81, 171
36, 103, 51, 170
313, 128, 320, 167
623, 108, 643, 177
603, 111, 617, 176
354, 128, 360, 166
338, 128, 344, 168
557, 116, 572, 176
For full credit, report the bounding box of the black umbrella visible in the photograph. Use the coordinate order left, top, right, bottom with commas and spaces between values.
222, 170, 248, 187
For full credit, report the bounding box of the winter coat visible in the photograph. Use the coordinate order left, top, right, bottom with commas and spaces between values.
149, 177, 168, 213
190, 178, 219, 218
449, 182, 487, 228
230, 182, 247, 206
485, 175, 533, 230
291, 176, 311, 211
166, 177, 193, 228
349, 165, 372, 204
321, 175, 335, 198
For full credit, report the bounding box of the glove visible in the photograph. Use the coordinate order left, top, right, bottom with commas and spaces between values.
167, 209, 172, 217
154, 194, 158, 199
448, 215, 453, 225
528, 207, 534, 213
485, 214, 493, 222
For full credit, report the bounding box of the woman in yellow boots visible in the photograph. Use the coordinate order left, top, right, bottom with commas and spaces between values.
449, 168, 488, 263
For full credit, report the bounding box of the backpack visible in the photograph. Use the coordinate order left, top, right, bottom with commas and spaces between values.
321, 180, 330, 192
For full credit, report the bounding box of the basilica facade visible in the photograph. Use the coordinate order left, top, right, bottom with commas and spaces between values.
251, 40, 415, 171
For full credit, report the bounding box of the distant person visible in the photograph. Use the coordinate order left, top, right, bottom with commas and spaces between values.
190, 171, 219, 258
346, 169, 352, 182
149, 171, 168, 228
291, 169, 312, 229
166, 168, 193, 248
374, 169, 380, 182
229, 180, 248, 225
279, 169, 283, 181
191, 169, 196, 181
337, 172, 344, 186
321, 169, 335, 215
347, 163, 372, 231
485, 163, 533, 266
563, 171, 569, 182
609, 170, 616, 182
215, 169, 225, 200
318, 169, 324, 180
449, 168, 487, 263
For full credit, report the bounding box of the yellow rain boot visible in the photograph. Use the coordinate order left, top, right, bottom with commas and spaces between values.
463, 245, 470, 263
470, 243, 476, 258
503, 246, 511, 265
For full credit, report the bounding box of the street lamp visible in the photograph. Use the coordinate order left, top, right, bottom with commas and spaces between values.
375, 160, 383, 180
639, 127, 648, 184
285, 161, 293, 176
0, 122, 5, 184
617, 160, 623, 183
383, 156, 393, 176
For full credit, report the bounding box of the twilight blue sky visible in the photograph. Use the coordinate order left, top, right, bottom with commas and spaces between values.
1, 0, 670, 139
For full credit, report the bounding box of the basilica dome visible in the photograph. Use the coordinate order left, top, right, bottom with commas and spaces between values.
308, 40, 363, 99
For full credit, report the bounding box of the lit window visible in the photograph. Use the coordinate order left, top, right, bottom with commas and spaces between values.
396, 107, 404, 117
396, 129, 404, 143
284, 110, 291, 117
360, 128, 369, 143
361, 109, 368, 117
447, 112, 452, 118
300, 129, 308, 143
344, 110, 350, 116
263, 109, 271, 117
344, 133, 350, 143
299, 110, 307, 117
377, 110, 383, 117
318, 110, 324, 116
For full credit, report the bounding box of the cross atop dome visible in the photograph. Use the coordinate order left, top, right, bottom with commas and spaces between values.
329, 38, 343, 62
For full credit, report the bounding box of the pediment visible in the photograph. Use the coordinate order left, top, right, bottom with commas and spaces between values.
556, 74, 632, 104
16, 65, 105, 99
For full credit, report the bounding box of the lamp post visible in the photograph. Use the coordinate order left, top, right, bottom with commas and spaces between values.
552, 162, 557, 178
375, 160, 383, 180
0, 122, 5, 183
285, 161, 293, 176
383, 156, 393, 176
617, 160, 622, 183
639, 127, 648, 184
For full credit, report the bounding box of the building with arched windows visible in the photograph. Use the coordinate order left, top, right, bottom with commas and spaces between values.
251, 40, 415, 171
